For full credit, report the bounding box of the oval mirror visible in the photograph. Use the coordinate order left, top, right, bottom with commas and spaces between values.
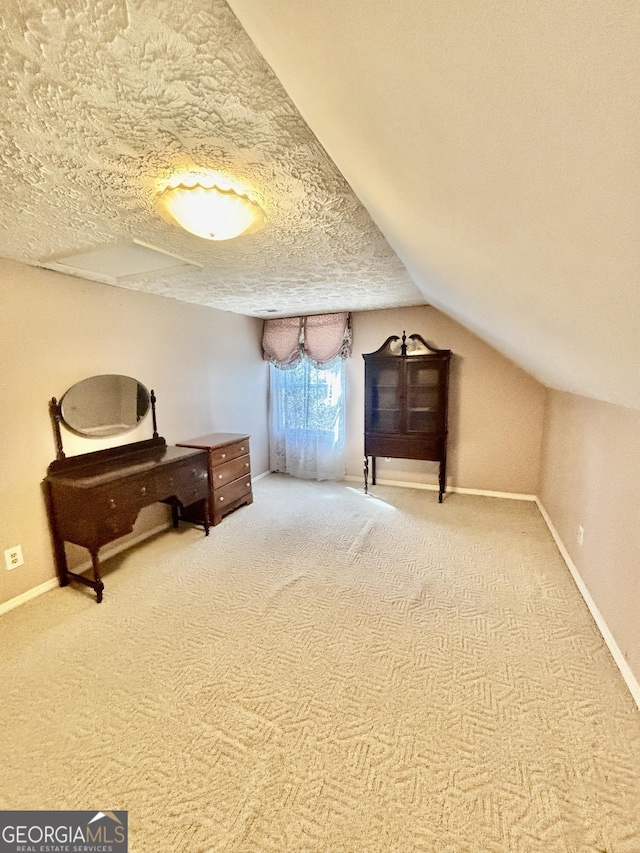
60, 375, 150, 438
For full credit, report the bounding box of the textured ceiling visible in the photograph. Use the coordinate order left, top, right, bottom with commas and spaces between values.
0, 0, 423, 317
4, 1, 639, 409
229, 0, 640, 411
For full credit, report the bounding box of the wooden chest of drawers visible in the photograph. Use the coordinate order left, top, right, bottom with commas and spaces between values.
177, 433, 253, 525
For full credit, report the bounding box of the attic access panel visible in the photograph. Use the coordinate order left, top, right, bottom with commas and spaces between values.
40, 239, 202, 285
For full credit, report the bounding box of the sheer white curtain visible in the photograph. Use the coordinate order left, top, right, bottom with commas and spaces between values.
263, 312, 351, 481
269, 356, 346, 480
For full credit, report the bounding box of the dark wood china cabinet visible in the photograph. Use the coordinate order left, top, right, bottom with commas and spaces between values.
363, 332, 452, 502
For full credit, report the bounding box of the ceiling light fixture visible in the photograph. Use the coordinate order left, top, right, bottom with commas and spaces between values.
157, 176, 265, 242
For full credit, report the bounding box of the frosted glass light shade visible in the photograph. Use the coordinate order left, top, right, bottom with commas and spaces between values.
158, 181, 265, 241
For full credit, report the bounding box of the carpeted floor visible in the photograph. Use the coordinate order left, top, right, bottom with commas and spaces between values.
1, 475, 639, 852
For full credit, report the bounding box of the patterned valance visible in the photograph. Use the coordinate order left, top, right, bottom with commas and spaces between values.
263, 312, 352, 369
262, 316, 303, 367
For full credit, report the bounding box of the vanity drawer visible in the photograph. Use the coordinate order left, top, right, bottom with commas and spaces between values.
49, 481, 136, 546
210, 453, 251, 486
97, 487, 138, 515
210, 439, 250, 468
164, 457, 209, 504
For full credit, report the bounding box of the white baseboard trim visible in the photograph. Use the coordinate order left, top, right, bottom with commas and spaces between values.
1, 479, 275, 616
0, 578, 59, 616
0, 522, 171, 618
344, 475, 536, 502
346, 475, 640, 708
535, 498, 640, 711
5, 481, 638, 711
449, 485, 536, 501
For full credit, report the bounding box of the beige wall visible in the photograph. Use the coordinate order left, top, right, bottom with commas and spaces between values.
539, 390, 640, 682
2, 264, 637, 694
0, 259, 269, 606
346, 306, 546, 494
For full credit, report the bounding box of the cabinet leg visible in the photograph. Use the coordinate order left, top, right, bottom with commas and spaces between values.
439, 458, 446, 503
372, 456, 377, 485
171, 500, 180, 528
364, 457, 369, 494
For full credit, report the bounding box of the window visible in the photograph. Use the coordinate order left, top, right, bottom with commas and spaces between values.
269, 357, 346, 480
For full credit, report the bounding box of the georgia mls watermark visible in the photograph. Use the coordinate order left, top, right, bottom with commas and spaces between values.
0, 811, 127, 853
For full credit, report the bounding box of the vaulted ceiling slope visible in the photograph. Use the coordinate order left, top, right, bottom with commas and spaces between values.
0, 0, 422, 316
228, 0, 640, 411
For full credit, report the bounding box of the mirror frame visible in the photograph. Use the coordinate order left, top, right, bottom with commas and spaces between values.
49, 378, 158, 461
59, 375, 151, 439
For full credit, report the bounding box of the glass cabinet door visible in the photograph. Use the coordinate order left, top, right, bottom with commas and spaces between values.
366, 361, 402, 433
405, 361, 440, 433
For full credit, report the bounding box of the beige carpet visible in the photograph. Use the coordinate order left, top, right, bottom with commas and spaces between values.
1, 475, 639, 852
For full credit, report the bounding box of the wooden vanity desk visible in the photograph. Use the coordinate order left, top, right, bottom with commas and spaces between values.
44, 437, 210, 603
177, 433, 253, 525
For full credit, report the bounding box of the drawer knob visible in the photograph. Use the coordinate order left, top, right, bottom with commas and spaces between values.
140, 486, 147, 495
191, 469, 197, 476
219, 496, 225, 502
221, 453, 226, 459
218, 474, 223, 479
241, 446, 245, 451
246, 482, 251, 488
109, 498, 117, 509
245, 462, 249, 468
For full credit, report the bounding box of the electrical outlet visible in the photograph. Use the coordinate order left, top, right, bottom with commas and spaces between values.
577, 526, 584, 547
4, 545, 24, 570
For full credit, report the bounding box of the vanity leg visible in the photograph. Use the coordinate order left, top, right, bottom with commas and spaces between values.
203, 499, 210, 537
171, 500, 180, 529
364, 456, 369, 494
90, 551, 104, 604
53, 535, 69, 587
371, 456, 377, 485
43, 482, 69, 587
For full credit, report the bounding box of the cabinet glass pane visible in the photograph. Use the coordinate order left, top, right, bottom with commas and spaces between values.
407, 410, 437, 433
406, 362, 439, 387
375, 366, 401, 388
371, 409, 402, 432
373, 388, 400, 411
367, 361, 402, 433
407, 386, 438, 411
